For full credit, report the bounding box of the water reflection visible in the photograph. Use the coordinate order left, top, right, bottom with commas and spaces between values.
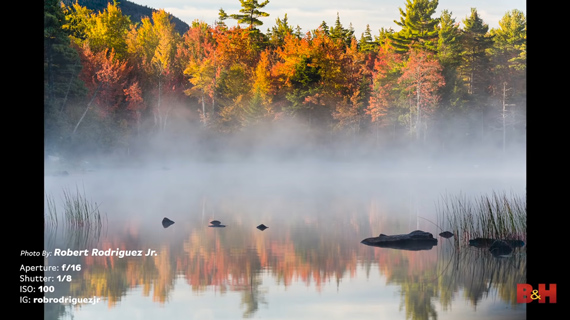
43, 166, 525, 320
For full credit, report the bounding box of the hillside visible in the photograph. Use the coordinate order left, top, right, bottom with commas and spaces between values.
61, 0, 190, 35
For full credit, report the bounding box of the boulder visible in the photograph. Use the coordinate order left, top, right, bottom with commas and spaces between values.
361, 230, 438, 251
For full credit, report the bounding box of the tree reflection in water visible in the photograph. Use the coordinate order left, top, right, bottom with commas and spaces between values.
43, 182, 525, 320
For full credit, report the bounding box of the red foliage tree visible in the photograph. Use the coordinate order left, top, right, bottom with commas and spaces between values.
366, 44, 401, 123
74, 44, 130, 134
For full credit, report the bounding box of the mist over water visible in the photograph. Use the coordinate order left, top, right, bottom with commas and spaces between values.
44, 120, 525, 320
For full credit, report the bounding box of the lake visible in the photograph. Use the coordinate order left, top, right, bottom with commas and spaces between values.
43, 159, 526, 320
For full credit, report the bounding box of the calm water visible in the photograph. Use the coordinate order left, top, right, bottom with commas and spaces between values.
43, 161, 526, 320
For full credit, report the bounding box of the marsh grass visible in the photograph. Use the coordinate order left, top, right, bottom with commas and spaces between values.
436, 191, 526, 248
45, 186, 107, 248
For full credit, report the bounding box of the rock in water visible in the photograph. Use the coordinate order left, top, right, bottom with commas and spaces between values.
162, 217, 175, 228
257, 224, 268, 231
209, 220, 226, 227
439, 231, 454, 238
361, 230, 437, 251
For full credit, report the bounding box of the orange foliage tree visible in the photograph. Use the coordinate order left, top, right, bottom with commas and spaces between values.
398, 49, 445, 140
179, 21, 218, 125
212, 26, 262, 131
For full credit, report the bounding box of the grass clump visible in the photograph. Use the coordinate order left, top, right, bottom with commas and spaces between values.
45, 186, 106, 248
436, 191, 526, 247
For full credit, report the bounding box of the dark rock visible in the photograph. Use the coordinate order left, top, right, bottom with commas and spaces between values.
361, 230, 437, 251
162, 217, 175, 228
257, 224, 268, 231
209, 220, 226, 227
439, 231, 454, 238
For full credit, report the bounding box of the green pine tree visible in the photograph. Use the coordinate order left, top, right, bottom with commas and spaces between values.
359, 24, 378, 52
329, 13, 354, 46
460, 8, 494, 97
268, 14, 294, 46
230, 0, 270, 29
436, 10, 467, 111
390, 0, 440, 53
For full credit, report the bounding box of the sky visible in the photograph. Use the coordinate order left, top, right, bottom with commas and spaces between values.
127, 0, 526, 36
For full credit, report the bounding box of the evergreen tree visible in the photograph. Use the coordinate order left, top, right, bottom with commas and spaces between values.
375, 27, 395, 49
329, 13, 355, 47
229, 0, 270, 29
268, 14, 294, 46
458, 8, 495, 144
390, 0, 440, 53
318, 21, 330, 36
436, 10, 466, 111
489, 10, 526, 76
217, 8, 229, 27
358, 24, 378, 53
437, 10, 462, 68
488, 10, 526, 149
460, 8, 493, 98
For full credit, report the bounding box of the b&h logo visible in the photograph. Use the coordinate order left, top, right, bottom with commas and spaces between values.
517, 284, 557, 303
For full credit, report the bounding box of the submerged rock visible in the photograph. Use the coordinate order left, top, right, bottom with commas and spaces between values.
361, 230, 437, 251
256, 224, 268, 231
162, 217, 175, 228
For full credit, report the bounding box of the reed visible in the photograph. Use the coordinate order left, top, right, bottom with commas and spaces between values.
44, 186, 106, 248
436, 191, 526, 247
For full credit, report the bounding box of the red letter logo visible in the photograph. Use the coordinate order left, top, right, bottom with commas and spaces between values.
538, 284, 557, 303
517, 284, 533, 303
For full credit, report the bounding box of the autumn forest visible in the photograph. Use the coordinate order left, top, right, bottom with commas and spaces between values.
44, 0, 526, 162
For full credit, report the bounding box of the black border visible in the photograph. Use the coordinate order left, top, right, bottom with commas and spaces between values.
526, 1, 564, 317
16, 0, 46, 318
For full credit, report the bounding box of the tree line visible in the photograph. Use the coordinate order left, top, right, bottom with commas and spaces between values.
44, 0, 526, 160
